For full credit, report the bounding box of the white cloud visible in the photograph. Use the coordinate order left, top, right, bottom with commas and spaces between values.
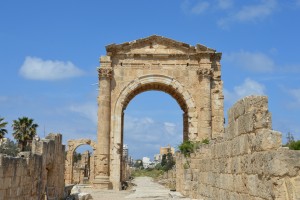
19, 56, 84, 80
69, 102, 98, 124
288, 88, 300, 107
223, 50, 275, 72
279, 64, 300, 73
0, 96, 8, 103
191, 1, 210, 14
124, 115, 182, 158
218, 0, 233, 10
224, 78, 266, 105
218, 0, 277, 28
182, 0, 234, 14
181, 0, 210, 15
164, 122, 176, 135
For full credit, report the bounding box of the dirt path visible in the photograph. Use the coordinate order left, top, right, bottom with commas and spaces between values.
79, 177, 191, 200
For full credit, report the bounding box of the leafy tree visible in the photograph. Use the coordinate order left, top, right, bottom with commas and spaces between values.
163, 152, 175, 171
154, 163, 163, 170
134, 159, 143, 169
0, 139, 19, 156
288, 140, 300, 150
161, 154, 167, 166
160, 149, 175, 171
0, 117, 8, 140
283, 132, 300, 150
12, 117, 38, 151
73, 152, 82, 163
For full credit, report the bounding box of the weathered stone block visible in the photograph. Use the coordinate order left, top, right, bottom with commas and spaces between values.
250, 130, 282, 152
237, 112, 254, 135
253, 111, 272, 130
244, 96, 268, 113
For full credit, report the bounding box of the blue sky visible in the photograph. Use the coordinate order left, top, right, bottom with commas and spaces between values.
1, 0, 300, 159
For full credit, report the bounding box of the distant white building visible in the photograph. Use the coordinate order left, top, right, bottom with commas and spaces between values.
123, 144, 128, 162
142, 157, 151, 168
154, 154, 162, 163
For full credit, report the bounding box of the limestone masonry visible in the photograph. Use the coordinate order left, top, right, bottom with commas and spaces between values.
0, 134, 65, 200
176, 96, 300, 199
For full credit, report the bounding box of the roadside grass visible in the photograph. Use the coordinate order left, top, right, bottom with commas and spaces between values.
131, 169, 164, 179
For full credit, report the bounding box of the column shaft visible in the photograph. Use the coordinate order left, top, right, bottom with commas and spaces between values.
94, 58, 113, 189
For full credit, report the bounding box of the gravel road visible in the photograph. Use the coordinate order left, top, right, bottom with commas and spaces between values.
79, 176, 192, 200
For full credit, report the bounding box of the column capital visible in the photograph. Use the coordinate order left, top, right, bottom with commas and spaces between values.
210, 53, 222, 62
197, 68, 214, 79
100, 56, 112, 64
98, 68, 113, 79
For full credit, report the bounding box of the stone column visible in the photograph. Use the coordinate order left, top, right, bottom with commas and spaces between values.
93, 56, 112, 189
197, 68, 213, 140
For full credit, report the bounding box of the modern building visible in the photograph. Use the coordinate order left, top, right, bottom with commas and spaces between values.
123, 144, 128, 162
142, 157, 151, 168
154, 144, 175, 163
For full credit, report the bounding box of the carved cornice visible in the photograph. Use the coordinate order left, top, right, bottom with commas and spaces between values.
106, 35, 217, 56
98, 68, 113, 79
197, 68, 214, 79
210, 53, 222, 62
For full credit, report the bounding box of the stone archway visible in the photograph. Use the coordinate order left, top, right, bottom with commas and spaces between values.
110, 74, 197, 187
94, 35, 224, 189
65, 139, 97, 184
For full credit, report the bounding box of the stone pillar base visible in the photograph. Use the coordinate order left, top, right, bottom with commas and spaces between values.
92, 176, 112, 189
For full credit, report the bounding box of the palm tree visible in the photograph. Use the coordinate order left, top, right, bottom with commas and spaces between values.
12, 117, 38, 151
0, 117, 8, 140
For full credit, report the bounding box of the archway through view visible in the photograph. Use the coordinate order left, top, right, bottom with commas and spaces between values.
72, 145, 94, 184
122, 90, 184, 182
65, 139, 97, 185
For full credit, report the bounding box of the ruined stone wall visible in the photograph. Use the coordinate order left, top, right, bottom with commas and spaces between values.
0, 133, 65, 200
161, 169, 176, 189
176, 96, 300, 199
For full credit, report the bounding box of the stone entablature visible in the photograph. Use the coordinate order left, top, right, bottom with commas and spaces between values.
95, 35, 225, 189
0, 134, 65, 200
176, 96, 300, 199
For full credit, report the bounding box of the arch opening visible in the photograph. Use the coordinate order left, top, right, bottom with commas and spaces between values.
122, 90, 183, 178
111, 75, 198, 187
120, 90, 185, 182
72, 145, 94, 184
65, 139, 97, 185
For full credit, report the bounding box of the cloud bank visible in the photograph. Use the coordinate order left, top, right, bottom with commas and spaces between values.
223, 51, 275, 72
224, 78, 266, 105
20, 56, 84, 80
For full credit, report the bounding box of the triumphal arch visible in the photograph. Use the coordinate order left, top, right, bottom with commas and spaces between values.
94, 35, 224, 189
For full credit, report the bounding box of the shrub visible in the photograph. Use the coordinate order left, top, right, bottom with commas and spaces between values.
178, 141, 195, 157
288, 140, 300, 150
178, 139, 209, 157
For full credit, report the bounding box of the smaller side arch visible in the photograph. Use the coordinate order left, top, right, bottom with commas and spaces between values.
65, 139, 97, 184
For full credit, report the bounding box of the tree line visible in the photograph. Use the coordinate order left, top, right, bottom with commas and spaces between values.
0, 116, 38, 155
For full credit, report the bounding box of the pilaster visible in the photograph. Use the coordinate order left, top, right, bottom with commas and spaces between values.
94, 56, 113, 189
197, 68, 214, 140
